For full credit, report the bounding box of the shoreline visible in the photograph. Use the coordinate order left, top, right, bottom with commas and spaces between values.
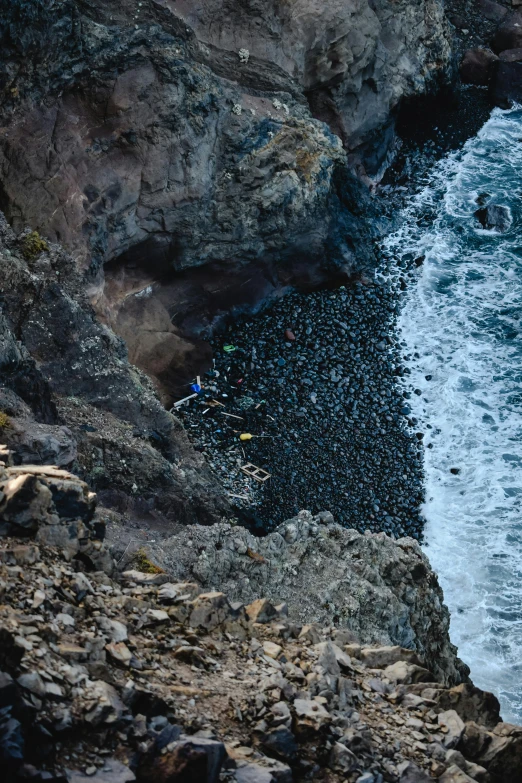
176, 81, 498, 540
178, 274, 425, 539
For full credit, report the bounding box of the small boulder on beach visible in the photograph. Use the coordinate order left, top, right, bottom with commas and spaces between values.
460, 48, 499, 85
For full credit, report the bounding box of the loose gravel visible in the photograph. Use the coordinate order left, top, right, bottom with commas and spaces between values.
177, 279, 425, 539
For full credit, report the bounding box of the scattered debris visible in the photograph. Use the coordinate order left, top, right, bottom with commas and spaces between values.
171, 392, 198, 409
241, 463, 271, 482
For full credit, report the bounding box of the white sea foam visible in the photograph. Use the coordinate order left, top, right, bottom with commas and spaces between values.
383, 107, 522, 722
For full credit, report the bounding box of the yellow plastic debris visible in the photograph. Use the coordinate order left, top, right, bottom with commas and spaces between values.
240, 433, 253, 441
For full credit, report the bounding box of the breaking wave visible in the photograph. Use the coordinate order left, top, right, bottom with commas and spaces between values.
384, 106, 522, 722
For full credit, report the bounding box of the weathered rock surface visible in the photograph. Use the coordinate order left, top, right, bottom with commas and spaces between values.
0, 0, 453, 398
1, 461, 519, 783
140, 510, 469, 686
0, 217, 230, 524
0, 0, 452, 269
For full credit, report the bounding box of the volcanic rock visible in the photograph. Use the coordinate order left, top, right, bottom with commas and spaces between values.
460, 48, 499, 85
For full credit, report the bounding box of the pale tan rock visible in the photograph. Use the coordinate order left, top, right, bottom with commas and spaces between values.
105, 641, 132, 666
298, 624, 321, 644
146, 609, 170, 624
263, 641, 282, 659
122, 570, 170, 585
360, 645, 421, 668
383, 660, 432, 685
0, 544, 40, 565
245, 598, 278, 624
438, 710, 466, 749
439, 765, 477, 783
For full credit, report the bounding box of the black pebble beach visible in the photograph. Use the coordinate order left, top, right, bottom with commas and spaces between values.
178, 279, 425, 539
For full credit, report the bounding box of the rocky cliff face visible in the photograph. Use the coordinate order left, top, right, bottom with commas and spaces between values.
0, 215, 230, 525
3, 458, 521, 783
140, 511, 468, 688
0, 0, 452, 398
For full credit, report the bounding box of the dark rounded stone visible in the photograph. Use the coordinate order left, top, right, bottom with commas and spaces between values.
460, 48, 499, 86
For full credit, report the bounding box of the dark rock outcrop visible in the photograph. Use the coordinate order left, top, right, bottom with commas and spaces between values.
0, 216, 230, 524
474, 203, 512, 232
460, 48, 499, 86
493, 58, 522, 107
492, 10, 522, 53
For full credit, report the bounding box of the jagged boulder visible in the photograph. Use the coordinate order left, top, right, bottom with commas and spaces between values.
460, 48, 499, 85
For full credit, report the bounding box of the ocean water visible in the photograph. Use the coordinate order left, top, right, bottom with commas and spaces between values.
383, 106, 522, 723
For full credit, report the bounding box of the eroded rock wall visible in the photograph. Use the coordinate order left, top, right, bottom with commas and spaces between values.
0, 215, 230, 524
0, 0, 452, 396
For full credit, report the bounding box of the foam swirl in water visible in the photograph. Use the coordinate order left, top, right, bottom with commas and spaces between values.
383, 106, 522, 722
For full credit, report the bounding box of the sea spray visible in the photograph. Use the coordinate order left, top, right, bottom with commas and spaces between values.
383, 106, 522, 722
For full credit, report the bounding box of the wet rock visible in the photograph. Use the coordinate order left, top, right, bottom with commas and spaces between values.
493, 60, 522, 107
474, 204, 512, 230
478, 0, 508, 23
499, 47, 522, 61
